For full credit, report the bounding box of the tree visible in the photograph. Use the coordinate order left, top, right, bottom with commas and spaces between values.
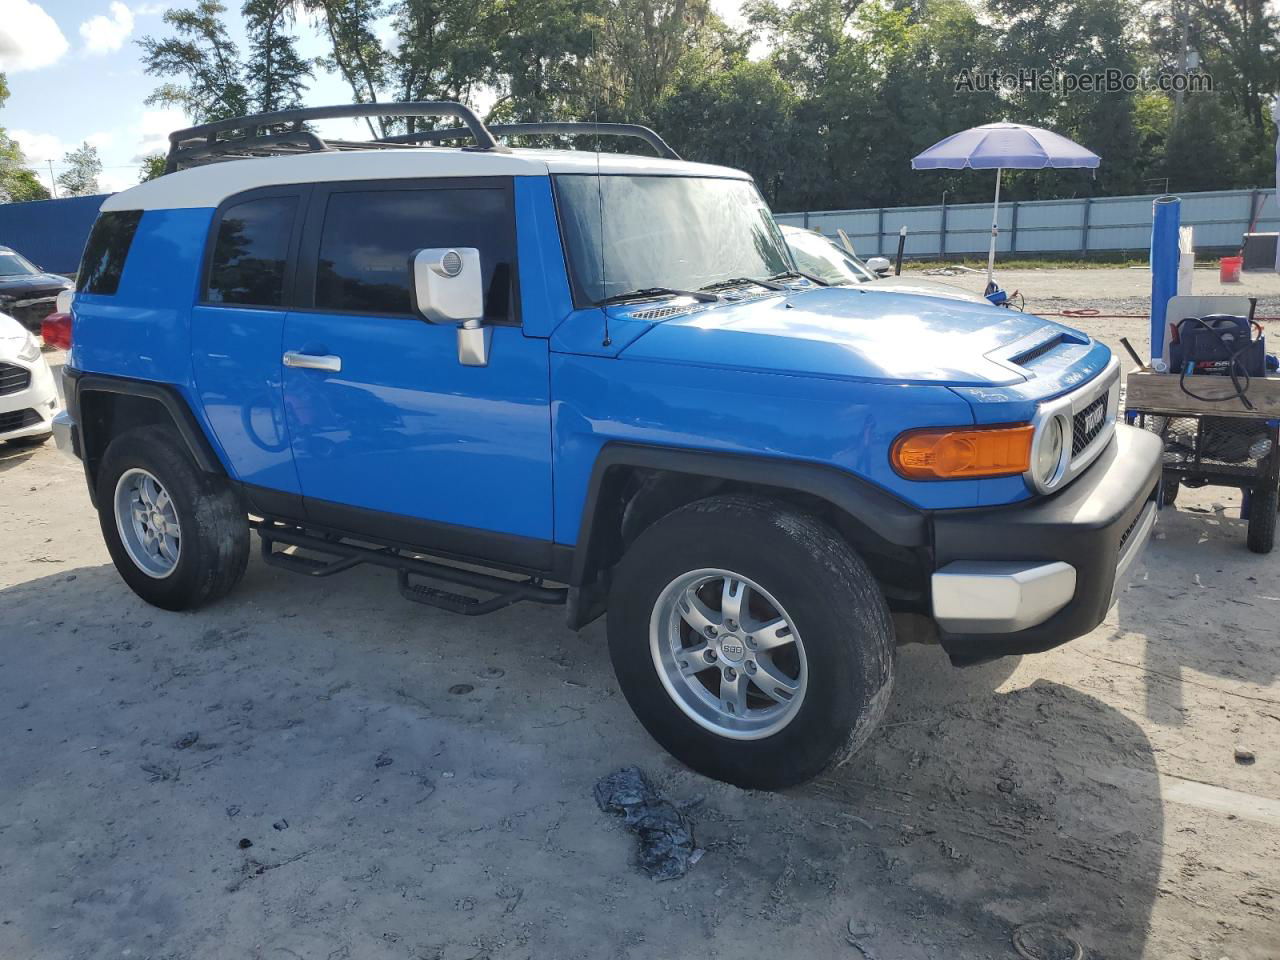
242, 0, 312, 113
299, 0, 389, 136
139, 152, 168, 182
57, 143, 103, 197
0, 75, 50, 202
138, 0, 250, 122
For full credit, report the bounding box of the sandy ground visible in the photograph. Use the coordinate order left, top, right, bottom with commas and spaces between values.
3, 275, 1280, 960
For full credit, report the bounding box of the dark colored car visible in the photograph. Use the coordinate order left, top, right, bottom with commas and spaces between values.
0, 246, 74, 332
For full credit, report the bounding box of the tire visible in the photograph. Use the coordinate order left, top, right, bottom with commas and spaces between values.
606, 494, 895, 789
1161, 476, 1180, 507
96, 425, 249, 610
6, 432, 52, 447
1246, 482, 1277, 554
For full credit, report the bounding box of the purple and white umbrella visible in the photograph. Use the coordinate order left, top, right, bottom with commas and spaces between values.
912, 122, 1101, 287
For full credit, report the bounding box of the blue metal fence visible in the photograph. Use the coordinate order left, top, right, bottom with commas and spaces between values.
0, 194, 110, 274
774, 188, 1279, 261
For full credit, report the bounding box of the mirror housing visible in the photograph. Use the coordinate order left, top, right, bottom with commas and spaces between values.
411, 247, 490, 366
865, 256, 892, 277
412, 247, 484, 324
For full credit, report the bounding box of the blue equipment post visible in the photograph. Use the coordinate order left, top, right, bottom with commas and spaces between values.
1150, 195, 1181, 364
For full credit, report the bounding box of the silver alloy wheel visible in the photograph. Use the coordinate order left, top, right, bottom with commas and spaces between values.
113, 467, 182, 579
650, 568, 807, 740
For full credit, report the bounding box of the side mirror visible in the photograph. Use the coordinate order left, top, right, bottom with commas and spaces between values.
865, 256, 891, 277
411, 247, 490, 366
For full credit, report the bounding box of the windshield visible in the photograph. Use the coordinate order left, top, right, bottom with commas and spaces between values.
0, 252, 40, 278
554, 174, 793, 304
782, 229, 875, 286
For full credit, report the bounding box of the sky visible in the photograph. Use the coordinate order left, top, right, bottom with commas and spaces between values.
0, 0, 747, 195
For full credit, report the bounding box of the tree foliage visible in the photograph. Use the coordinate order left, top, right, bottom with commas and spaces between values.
0, 73, 51, 202
132, 0, 1279, 211
57, 143, 103, 197
139, 0, 310, 123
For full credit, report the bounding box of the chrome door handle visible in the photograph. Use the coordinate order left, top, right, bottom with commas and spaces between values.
283, 351, 342, 372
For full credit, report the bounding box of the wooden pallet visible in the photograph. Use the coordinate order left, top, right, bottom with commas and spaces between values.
1125, 370, 1280, 419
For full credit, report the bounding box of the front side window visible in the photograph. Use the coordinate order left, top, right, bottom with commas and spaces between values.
313, 187, 514, 320
206, 195, 297, 307
0, 251, 40, 277
77, 210, 143, 295
553, 174, 793, 304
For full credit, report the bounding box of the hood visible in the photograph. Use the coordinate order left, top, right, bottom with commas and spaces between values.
862, 275, 989, 304
618, 286, 1089, 387
0, 273, 72, 294
0, 311, 29, 341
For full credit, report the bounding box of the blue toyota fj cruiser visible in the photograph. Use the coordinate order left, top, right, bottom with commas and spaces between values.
53, 104, 1162, 788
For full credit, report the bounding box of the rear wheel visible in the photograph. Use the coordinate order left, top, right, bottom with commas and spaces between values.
607, 494, 895, 789
1246, 482, 1277, 554
97, 426, 249, 609
1161, 476, 1180, 507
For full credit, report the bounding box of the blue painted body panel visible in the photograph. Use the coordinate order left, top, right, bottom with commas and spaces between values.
71, 208, 238, 476
281, 315, 554, 540
548, 352, 981, 544
191, 303, 299, 493
70, 178, 1118, 556
619, 286, 1056, 386
512, 177, 575, 339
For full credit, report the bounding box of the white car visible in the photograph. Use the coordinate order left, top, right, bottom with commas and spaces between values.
0, 310, 59, 446
780, 225, 990, 304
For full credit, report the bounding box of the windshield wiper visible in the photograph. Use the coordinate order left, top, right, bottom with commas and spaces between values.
595, 287, 717, 306
767, 270, 829, 287
699, 276, 785, 293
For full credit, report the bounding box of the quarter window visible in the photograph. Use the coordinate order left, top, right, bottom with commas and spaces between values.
206, 195, 297, 307
77, 210, 143, 295
313, 187, 514, 320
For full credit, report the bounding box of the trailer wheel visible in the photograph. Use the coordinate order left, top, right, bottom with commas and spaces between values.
1161, 477, 1180, 507
1246, 482, 1277, 554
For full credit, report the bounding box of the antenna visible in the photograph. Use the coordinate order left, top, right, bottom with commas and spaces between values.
592, 27, 611, 347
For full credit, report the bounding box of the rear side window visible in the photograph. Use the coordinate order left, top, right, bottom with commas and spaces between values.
77, 210, 143, 294
206, 195, 298, 307
313, 187, 513, 320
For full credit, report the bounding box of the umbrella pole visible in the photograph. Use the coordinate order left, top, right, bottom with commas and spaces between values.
986, 167, 1002, 290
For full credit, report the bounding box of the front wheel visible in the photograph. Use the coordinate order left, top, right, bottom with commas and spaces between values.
607, 495, 895, 789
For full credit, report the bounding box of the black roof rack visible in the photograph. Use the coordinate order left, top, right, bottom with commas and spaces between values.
380, 122, 682, 161
164, 101, 505, 173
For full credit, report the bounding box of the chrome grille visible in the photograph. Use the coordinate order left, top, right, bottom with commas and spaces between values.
1072, 394, 1108, 456
0, 361, 30, 396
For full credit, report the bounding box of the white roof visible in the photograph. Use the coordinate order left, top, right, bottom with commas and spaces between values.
101, 148, 750, 212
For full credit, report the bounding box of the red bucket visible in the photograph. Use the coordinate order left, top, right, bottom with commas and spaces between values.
1219, 255, 1243, 283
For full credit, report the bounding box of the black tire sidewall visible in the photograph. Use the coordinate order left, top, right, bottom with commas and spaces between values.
1247, 483, 1277, 554
96, 428, 242, 610
607, 497, 894, 789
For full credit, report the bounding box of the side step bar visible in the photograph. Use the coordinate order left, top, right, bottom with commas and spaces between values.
255, 523, 567, 616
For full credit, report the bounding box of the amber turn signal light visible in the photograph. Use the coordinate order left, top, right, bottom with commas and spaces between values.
890, 424, 1034, 480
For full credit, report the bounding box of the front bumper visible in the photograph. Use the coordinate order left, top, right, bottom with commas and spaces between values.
0, 357, 58, 440
929, 424, 1163, 664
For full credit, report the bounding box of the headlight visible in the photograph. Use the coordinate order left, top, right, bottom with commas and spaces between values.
17, 332, 41, 362
1033, 415, 1067, 487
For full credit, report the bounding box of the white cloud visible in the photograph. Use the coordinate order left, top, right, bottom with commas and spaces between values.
0, 0, 69, 72
9, 129, 69, 165
133, 107, 187, 160
79, 1, 135, 54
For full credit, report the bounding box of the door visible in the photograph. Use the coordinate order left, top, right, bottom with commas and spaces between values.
190, 188, 306, 504
281, 178, 555, 562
